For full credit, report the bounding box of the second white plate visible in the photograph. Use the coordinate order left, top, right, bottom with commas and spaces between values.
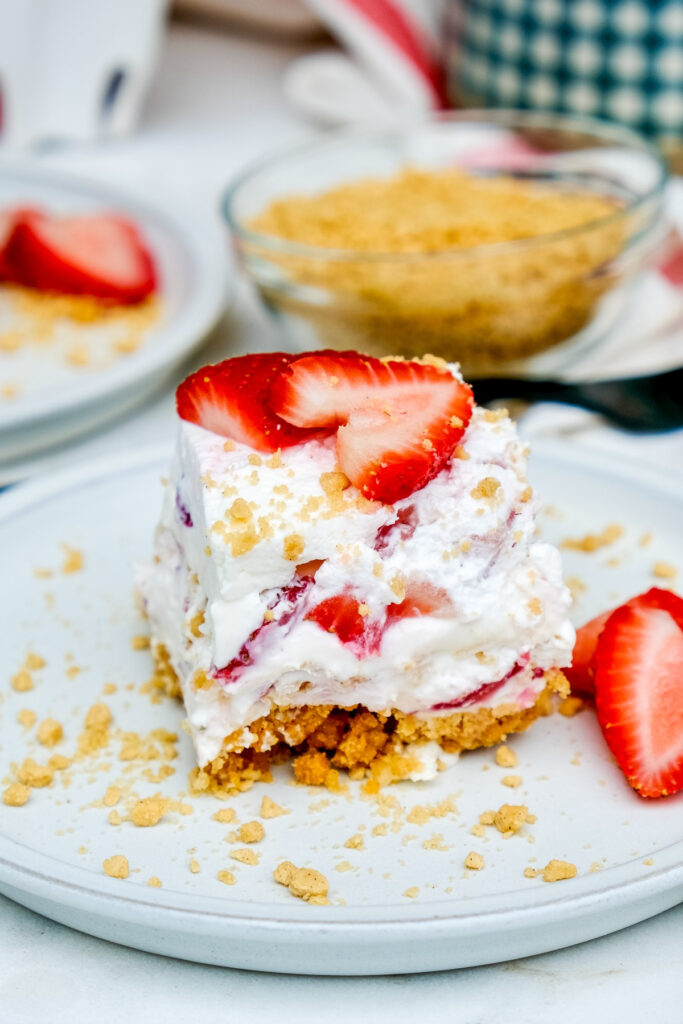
0, 163, 228, 463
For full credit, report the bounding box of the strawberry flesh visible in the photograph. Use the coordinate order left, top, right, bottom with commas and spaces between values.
176, 354, 322, 451
306, 592, 381, 655
567, 588, 683, 696
5, 212, 156, 303
272, 350, 472, 504
0, 206, 43, 281
594, 600, 683, 798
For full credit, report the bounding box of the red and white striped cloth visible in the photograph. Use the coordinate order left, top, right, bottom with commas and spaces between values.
303, 0, 449, 110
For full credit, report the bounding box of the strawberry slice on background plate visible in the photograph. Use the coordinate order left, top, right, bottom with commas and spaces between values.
593, 598, 683, 798
272, 351, 474, 503
0, 206, 43, 281
176, 354, 322, 452
567, 588, 683, 696
5, 211, 156, 303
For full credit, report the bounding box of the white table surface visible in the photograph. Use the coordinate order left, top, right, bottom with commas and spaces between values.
1, 20, 681, 1023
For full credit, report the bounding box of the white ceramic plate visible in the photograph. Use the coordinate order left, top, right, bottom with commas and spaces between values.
0, 163, 228, 463
0, 442, 681, 975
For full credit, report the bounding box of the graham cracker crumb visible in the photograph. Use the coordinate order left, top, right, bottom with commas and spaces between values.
558, 696, 585, 717
238, 820, 265, 843
495, 745, 518, 768
17, 758, 53, 788
2, 783, 30, 806
502, 775, 522, 788
103, 855, 129, 879
344, 833, 365, 850
542, 859, 577, 882
260, 795, 287, 818
492, 804, 534, 835
470, 824, 486, 838
11, 670, 34, 693
61, 544, 84, 574
108, 810, 122, 826
566, 576, 587, 600
523, 867, 538, 879
37, 718, 63, 748
17, 709, 37, 729
423, 833, 448, 852
465, 851, 485, 870
653, 561, 677, 580
275, 862, 329, 903
147, 876, 162, 888
230, 848, 260, 866
48, 754, 70, 771
25, 653, 45, 670
103, 785, 121, 807
643, 858, 654, 866
561, 524, 622, 552
403, 886, 419, 899
527, 597, 542, 616
283, 533, 305, 561
189, 859, 200, 874
130, 796, 168, 827
131, 635, 150, 650
274, 860, 296, 886
217, 869, 236, 886
372, 823, 388, 837
212, 808, 236, 824
470, 477, 501, 502
590, 861, 603, 872
335, 860, 355, 873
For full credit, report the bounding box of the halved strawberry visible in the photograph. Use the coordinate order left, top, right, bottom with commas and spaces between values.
5, 212, 156, 302
0, 206, 43, 281
566, 609, 613, 696
176, 354, 323, 451
306, 593, 367, 645
567, 589, 683, 696
272, 351, 473, 503
594, 600, 683, 798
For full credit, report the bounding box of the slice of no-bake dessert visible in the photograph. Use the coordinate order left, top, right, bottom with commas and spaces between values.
139, 351, 574, 793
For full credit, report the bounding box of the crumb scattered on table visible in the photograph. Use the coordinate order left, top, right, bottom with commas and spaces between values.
465, 851, 485, 870
561, 524, 622, 552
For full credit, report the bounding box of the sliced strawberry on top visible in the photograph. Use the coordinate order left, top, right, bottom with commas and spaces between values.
0, 206, 43, 281
271, 351, 473, 503
176, 354, 324, 451
5, 212, 156, 303
593, 600, 683, 798
567, 588, 683, 696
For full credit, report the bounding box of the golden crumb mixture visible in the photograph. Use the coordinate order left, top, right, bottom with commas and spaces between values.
252, 168, 619, 255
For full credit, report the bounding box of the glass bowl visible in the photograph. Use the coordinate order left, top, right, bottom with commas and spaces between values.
223, 111, 668, 376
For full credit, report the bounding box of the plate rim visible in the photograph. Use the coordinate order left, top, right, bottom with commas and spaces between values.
0, 439, 681, 939
0, 161, 229, 433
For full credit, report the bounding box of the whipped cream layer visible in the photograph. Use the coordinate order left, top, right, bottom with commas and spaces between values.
139, 405, 574, 766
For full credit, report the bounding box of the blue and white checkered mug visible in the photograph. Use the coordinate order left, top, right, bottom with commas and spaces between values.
445, 0, 682, 144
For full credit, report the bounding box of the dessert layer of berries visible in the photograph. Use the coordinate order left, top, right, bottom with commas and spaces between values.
176, 350, 474, 503
0, 205, 156, 303
568, 587, 683, 799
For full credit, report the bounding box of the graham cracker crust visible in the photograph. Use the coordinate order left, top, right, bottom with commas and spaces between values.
150, 644, 568, 795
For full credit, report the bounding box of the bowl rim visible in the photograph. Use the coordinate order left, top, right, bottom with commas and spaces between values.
222, 109, 669, 263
